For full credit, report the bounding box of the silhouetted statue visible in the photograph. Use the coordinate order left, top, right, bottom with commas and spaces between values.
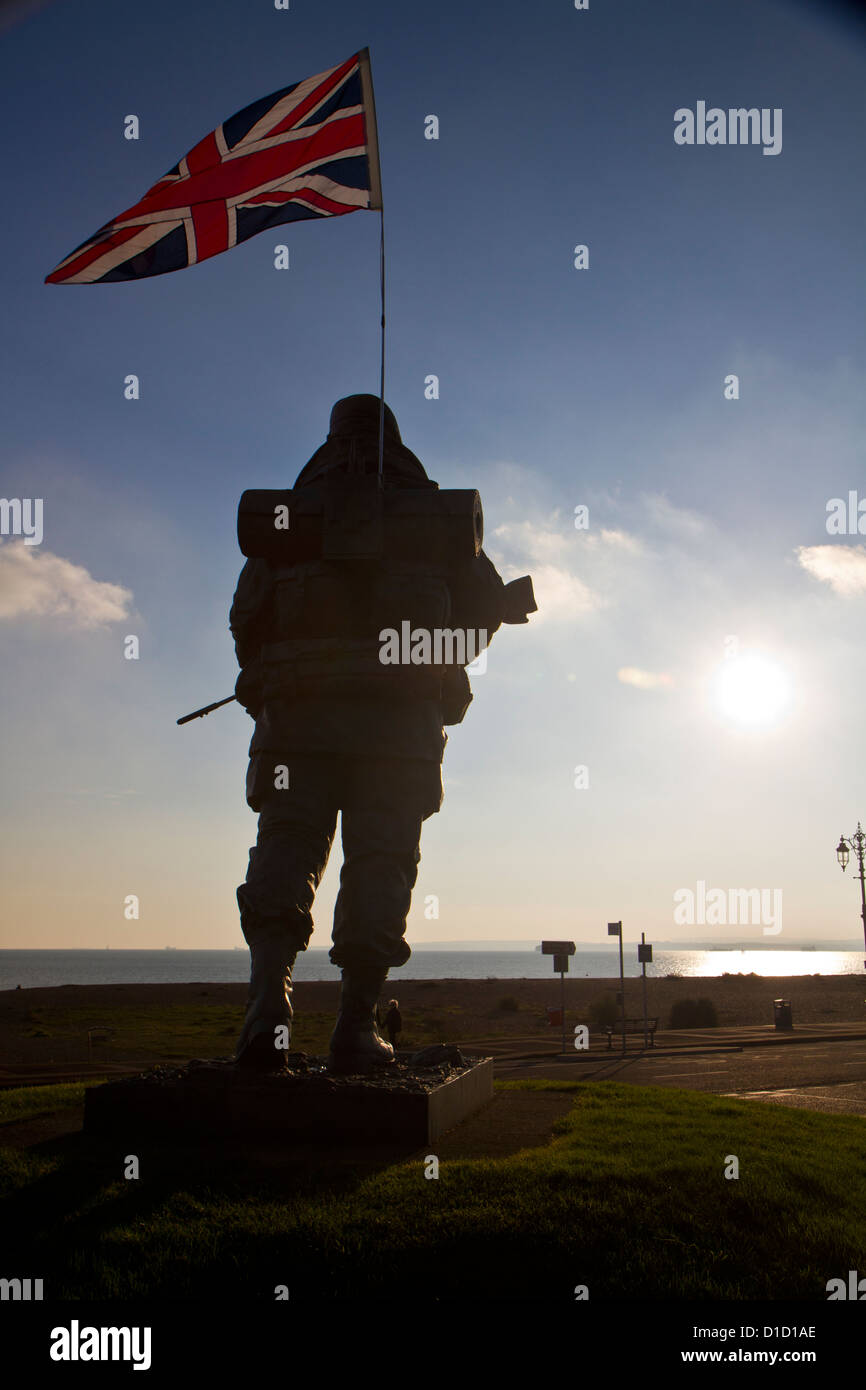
230, 394, 536, 1073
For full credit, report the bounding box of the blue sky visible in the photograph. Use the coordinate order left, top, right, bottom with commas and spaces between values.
2, 0, 865, 951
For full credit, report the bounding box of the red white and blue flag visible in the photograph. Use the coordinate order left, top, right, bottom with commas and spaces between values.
46, 49, 381, 285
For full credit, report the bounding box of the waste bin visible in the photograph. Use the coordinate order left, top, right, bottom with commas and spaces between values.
773, 998, 793, 1030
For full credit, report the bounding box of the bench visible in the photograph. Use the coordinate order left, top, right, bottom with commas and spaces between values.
86, 1027, 116, 1062
605, 1018, 658, 1049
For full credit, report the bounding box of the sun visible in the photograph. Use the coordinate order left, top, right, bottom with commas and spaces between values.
711, 653, 792, 728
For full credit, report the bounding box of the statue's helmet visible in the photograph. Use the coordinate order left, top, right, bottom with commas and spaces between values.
293, 394, 436, 490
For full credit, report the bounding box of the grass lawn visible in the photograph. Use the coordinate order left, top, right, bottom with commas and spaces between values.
1, 1078, 862, 1300
10, 1000, 476, 1065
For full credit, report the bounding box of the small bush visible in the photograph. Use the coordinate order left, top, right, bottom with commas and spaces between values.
668, 998, 719, 1029
588, 994, 618, 1028
498, 996, 520, 1012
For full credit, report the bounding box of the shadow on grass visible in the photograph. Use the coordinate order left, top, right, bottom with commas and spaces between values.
2, 1080, 865, 1301
0, 1114, 424, 1298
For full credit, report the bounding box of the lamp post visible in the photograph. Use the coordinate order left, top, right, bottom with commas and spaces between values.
836, 823, 866, 970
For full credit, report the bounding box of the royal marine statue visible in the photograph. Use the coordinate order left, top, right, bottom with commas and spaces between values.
230, 394, 536, 1073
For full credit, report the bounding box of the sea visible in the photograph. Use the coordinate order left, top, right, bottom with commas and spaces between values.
1, 948, 864, 991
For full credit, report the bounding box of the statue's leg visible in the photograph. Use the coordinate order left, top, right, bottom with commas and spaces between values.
327, 758, 442, 1071
235, 754, 338, 1068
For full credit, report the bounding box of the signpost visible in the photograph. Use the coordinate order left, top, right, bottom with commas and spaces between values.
541, 940, 576, 1054
608, 922, 625, 1055
638, 933, 653, 1050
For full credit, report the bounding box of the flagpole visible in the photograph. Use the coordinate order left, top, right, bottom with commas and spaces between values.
358, 46, 385, 487
378, 205, 385, 485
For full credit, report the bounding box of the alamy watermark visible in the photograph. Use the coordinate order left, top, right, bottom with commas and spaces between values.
49, 1321, 151, 1370
0, 497, 43, 545
673, 879, 782, 935
674, 103, 782, 156
379, 623, 488, 671
827, 1270, 866, 1300
826, 492, 866, 535
1, 1276, 43, 1300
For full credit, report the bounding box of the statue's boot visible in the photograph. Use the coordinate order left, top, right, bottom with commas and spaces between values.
235, 934, 296, 1071
328, 961, 395, 1074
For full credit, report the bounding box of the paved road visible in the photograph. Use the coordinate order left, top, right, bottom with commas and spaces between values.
495, 1038, 866, 1116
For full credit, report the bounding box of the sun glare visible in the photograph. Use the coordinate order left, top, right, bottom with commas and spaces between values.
711, 653, 792, 728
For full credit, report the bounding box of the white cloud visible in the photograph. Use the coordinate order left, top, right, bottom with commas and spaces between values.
642, 494, 709, 540
517, 562, 599, 620
491, 517, 573, 563
796, 544, 866, 596
0, 540, 133, 628
618, 667, 674, 690
488, 518, 646, 621
597, 527, 644, 552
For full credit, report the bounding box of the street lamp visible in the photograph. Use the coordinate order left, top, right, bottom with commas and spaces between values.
835, 823, 866, 969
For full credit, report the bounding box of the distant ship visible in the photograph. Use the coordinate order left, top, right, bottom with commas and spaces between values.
164, 946, 177, 951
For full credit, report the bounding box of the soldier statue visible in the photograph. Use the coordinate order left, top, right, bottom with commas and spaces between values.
230, 394, 535, 1073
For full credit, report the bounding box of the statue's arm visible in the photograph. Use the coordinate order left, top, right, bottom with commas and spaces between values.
229, 558, 274, 715
448, 549, 507, 646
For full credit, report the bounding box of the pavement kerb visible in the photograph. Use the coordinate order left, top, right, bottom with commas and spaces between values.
729, 1029, 866, 1049
493, 1047, 746, 1065
487, 1026, 866, 1065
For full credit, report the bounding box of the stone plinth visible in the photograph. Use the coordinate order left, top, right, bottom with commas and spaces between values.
83, 1050, 493, 1147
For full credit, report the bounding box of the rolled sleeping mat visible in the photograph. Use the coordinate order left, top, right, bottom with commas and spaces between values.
237, 486, 483, 565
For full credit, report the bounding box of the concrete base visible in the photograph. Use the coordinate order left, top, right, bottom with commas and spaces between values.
83, 1052, 493, 1147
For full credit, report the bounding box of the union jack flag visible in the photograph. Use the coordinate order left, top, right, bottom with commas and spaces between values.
46, 49, 381, 285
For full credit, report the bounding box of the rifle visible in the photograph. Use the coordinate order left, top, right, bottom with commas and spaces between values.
176, 579, 536, 726
177, 695, 236, 726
